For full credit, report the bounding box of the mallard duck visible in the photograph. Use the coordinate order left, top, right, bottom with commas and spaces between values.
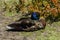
6, 17, 46, 31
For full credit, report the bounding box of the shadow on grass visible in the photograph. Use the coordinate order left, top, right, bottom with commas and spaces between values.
46, 15, 60, 24
6, 28, 45, 32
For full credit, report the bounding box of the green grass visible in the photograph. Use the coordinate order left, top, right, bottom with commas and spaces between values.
4, 11, 17, 17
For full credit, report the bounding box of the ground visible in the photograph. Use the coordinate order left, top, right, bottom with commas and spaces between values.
0, 11, 60, 40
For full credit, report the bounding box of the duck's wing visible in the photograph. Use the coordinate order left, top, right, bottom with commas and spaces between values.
39, 18, 46, 27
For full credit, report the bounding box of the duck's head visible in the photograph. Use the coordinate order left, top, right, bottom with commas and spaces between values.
31, 12, 40, 20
